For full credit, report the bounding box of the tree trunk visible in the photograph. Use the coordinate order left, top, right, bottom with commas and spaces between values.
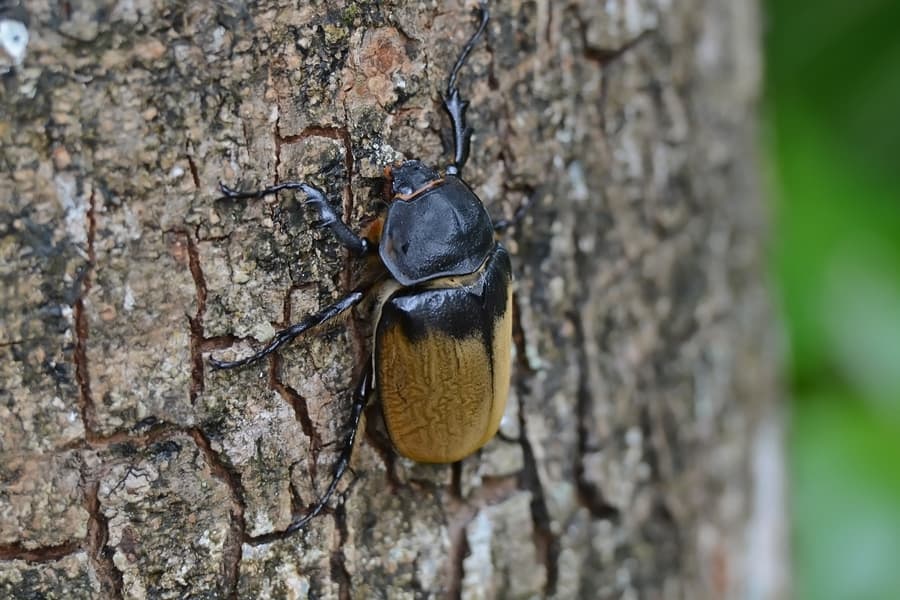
0, 1, 782, 598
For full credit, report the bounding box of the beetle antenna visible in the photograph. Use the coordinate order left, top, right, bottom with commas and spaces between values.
443, 1, 489, 176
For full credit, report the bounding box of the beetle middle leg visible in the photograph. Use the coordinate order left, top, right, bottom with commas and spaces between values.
443, 1, 489, 176
218, 181, 372, 256
209, 288, 366, 370
284, 362, 374, 533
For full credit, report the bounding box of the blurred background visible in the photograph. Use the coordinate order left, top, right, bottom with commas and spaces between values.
764, 1, 900, 598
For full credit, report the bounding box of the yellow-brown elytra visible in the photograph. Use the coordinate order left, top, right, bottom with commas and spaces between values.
210, 2, 518, 532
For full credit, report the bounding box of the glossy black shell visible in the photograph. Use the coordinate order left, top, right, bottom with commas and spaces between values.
379, 174, 495, 286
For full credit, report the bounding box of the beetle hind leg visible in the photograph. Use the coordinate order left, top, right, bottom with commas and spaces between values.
284, 362, 374, 533
443, 1, 489, 175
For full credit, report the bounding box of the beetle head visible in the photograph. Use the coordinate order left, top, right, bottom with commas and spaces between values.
386, 160, 440, 198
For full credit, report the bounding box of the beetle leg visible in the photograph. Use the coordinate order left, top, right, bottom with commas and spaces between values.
208, 289, 365, 370
284, 362, 374, 533
496, 430, 522, 444
493, 193, 532, 233
443, 1, 489, 176
217, 180, 308, 200
300, 184, 373, 255
217, 181, 372, 256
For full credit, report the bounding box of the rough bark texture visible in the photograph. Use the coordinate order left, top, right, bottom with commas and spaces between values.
1, 1, 779, 599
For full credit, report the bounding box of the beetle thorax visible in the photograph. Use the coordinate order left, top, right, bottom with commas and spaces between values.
389, 160, 441, 198
379, 175, 496, 287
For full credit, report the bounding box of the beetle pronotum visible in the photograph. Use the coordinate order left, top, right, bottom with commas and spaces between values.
211, 2, 519, 532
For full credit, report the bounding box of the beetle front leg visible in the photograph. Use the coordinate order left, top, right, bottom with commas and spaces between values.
443, 89, 472, 176
218, 181, 373, 256
300, 184, 373, 256
443, 1, 489, 176
284, 362, 374, 533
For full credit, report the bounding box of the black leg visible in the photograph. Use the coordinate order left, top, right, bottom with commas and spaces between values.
493, 197, 531, 234
285, 362, 373, 533
496, 430, 521, 444
443, 1, 489, 176
218, 181, 372, 256
208, 289, 365, 370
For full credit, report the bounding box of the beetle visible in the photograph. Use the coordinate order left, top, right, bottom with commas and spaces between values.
211, 2, 517, 532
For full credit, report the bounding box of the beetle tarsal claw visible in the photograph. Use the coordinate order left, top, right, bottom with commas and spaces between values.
218, 181, 238, 196
309, 218, 335, 230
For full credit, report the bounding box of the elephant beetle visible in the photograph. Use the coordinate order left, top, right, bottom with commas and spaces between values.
211, 2, 519, 532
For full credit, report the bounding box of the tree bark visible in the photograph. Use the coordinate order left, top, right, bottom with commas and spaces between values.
0, 1, 782, 599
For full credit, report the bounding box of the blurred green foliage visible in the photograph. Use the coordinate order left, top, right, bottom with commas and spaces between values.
765, 1, 900, 598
